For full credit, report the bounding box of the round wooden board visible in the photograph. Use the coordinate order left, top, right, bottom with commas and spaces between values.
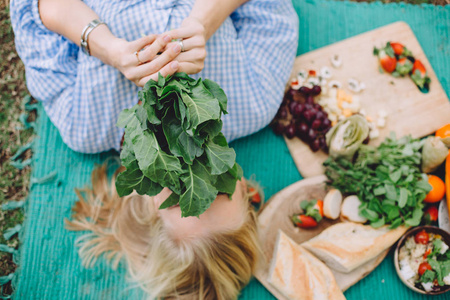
255, 176, 388, 299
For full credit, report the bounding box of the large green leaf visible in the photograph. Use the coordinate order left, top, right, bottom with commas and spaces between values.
159, 193, 180, 209
131, 129, 182, 192
179, 162, 218, 217
181, 88, 220, 131
115, 160, 163, 197
214, 163, 243, 195
203, 79, 228, 114
163, 116, 204, 164
204, 133, 236, 175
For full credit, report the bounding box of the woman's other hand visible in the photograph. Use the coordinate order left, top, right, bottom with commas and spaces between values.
165, 17, 207, 75
106, 34, 181, 87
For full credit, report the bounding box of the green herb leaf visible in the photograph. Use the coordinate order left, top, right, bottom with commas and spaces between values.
325, 133, 428, 228
398, 188, 408, 208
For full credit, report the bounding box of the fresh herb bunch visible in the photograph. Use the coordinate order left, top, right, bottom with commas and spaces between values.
116, 73, 242, 217
324, 133, 432, 229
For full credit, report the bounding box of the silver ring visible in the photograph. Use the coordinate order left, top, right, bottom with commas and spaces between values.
178, 40, 185, 52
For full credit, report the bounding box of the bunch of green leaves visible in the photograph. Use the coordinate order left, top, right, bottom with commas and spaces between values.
116, 73, 242, 217
420, 239, 450, 286
324, 133, 432, 229
300, 199, 322, 222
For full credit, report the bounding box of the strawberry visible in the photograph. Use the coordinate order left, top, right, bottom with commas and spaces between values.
292, 214, 318, 228
248, 187, 261, 204
411, 59, 431, 89
389, 42, 412, 57
374, 47, 397, 73
394, 57, 413, 77
412, 59, 426, 75
300, 199, 323, 222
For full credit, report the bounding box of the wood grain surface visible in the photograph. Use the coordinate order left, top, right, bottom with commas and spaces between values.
254, 176, 388, 299
284, 22, 450, 178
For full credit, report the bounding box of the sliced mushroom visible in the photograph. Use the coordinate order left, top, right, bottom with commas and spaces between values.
331, 54, 342, 68
320, 66, 332, 79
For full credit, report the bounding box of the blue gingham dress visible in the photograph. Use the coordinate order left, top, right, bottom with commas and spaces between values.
11, 0, 298, 153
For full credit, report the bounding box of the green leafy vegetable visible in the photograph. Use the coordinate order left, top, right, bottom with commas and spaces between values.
324, 133, 431, 228
419, 269, 436, 284
116, 73, 242, 217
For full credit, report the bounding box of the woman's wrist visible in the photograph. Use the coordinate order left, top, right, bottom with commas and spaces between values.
87, 25, 121, 66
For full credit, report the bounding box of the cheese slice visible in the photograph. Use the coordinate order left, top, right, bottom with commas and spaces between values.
267, 230, 346, 300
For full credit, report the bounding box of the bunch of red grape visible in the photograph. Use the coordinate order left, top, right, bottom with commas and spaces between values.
271, 85, 332, 152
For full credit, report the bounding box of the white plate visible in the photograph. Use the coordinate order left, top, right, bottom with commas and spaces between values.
438, 198, 450, 233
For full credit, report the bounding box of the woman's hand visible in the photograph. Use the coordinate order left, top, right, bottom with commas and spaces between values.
165, 17, 207, 75
105, 34, 182, 87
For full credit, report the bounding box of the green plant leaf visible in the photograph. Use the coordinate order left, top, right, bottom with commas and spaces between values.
159, 193, 180, 210
203, 79, 228, 114
214, 163, 243, 195
204, 133, 236, 175
116, 160, 163, 197
179, 162, 218, 217
131, 129, 182, 192
162, 116, 203, 164
181, 82, 221, 131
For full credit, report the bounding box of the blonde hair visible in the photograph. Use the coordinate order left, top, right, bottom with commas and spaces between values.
65, 164, 262, 300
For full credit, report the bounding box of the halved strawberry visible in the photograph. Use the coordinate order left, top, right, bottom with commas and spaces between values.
292, 214, 318, 228
412, 59, 426, 75
411, 59, 431, 89
389, 42, 412, 57
374, 47, 397, 73
379, 51, 397, 73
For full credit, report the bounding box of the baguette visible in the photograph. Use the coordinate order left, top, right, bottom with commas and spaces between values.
302, 222, 407, 273
267, 230, 346, 300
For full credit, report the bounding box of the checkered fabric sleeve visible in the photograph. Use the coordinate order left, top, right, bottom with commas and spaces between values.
10, 0, 298, 153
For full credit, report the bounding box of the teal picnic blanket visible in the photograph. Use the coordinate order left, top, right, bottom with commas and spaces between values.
12, 0, 450, 299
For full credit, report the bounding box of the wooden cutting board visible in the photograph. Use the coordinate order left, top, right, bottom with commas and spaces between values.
254, 176, 389, 299
285, 22, 450, 178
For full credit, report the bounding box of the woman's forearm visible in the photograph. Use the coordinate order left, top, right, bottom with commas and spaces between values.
38, 0, 116, 64
189, 0, 249, 40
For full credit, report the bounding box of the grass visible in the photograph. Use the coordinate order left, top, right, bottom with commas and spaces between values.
0, 0, 447, 297
0, 0, 33, 295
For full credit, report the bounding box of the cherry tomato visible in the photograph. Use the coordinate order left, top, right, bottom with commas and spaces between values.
313, 200, 324, 217
418, 262, 433, 276
415, 230, 430, 244
292, 214, 318, 228
424, 206, 439, 222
